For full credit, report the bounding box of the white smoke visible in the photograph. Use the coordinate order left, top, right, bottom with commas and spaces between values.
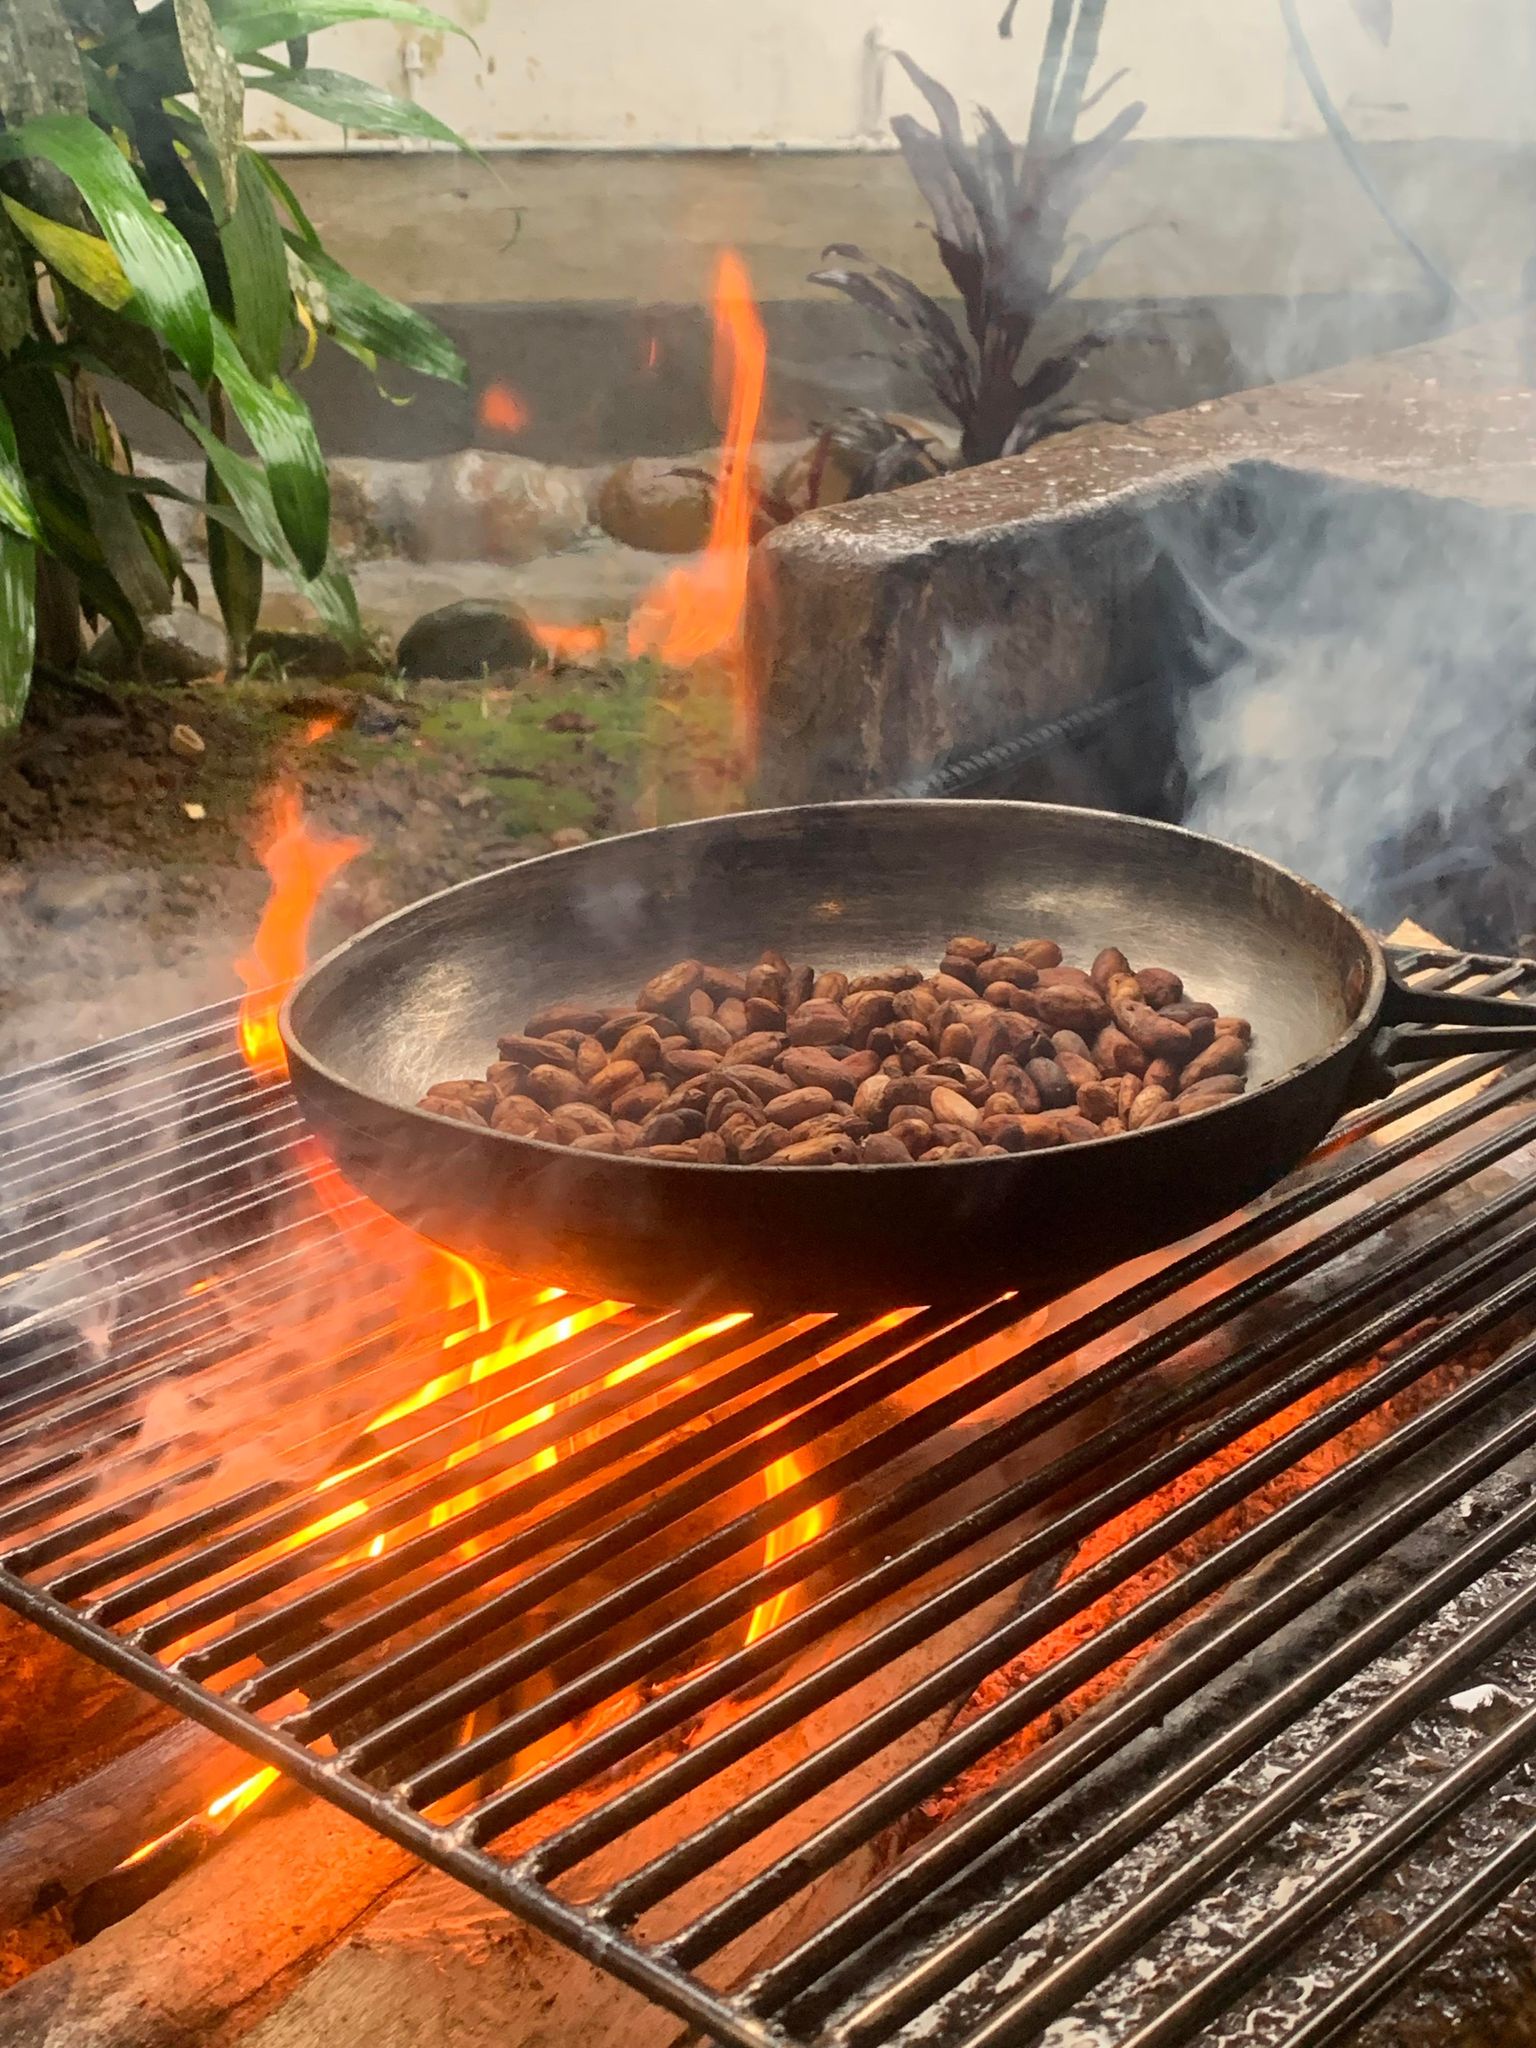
1166, 463, 1536, 938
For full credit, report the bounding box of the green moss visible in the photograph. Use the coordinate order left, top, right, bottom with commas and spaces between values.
388, 656, 746, 840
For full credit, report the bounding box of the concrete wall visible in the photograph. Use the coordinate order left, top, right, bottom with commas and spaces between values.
166, 2, 1536, 463
245, 0, 1536, 149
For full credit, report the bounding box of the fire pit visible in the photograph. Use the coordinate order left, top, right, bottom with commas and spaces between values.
5, 942, 1536, 2044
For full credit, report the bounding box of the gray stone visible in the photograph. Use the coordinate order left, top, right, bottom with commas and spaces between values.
87, 605, 228, 683
328, 456, 436, 561
597, 456, 715, 553
190, 539, 677, 645
415, 450, 593, 566
353, 695, 416, 737
395, 598, 544, 681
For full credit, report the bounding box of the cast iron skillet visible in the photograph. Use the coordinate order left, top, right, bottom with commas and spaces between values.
281, 801, 1536, 1312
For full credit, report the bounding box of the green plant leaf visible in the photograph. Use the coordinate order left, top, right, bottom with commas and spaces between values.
295, 242, 466, 383
64, 440, 173, 617
332, 330, 413, 402
0, 395, 44, 544
209, 316, 329, 575
0, 529, 37, 732
212, 0, 471, 57
3, 195, 133, 310
186, 409, 359, 647
245, 147, 320, 243
205, 456, 262, 658
254, 65, 475, 153
221, 149, 289, 379
0, 115, 213, 380
116, 0, 471, 64
56, 287, 189, 415
132, 486, 197, 608
174, 0, 245, 217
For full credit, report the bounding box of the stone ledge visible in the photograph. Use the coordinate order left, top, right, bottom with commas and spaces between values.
746, 316, 1536, 807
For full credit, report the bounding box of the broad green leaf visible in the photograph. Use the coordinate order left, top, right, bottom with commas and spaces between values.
209, 317, 329, 576
55, 289, 188, 416
185, 410, 360, 648
0, 396, 43, 544
0, 115, 213, 380
80, 52, 136, 134
222, 150, 289, 380
174, 0, 245, 217
205, 457, 262, 658
113, 0, 471, 66
65, 441, 173, 617
213, 0, 471, 58
254, 66, 475, 154
332, 330, 413, 402
294, 242, 466, 384
301, 555, 362, 649
0, 530, 37, 732
3, 195, 133, 310
246, 148, 320, 244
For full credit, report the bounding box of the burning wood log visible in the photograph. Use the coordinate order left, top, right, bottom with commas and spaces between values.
0, 1720, 244, 1931
0, 1789, 413, 2048
0, 1613, 167, 1828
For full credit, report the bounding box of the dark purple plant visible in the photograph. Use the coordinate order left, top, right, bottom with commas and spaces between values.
811, 28, 1145, 469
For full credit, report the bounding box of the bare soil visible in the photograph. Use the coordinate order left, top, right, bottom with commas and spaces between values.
0, 656, 744, 1071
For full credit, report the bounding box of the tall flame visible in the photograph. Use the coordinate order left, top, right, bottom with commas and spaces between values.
628, 249, 766, 673
235, 788, 366, 1076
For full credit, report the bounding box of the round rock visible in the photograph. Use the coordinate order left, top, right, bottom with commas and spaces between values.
395, 599, 544, 681
596, 458, 714, 553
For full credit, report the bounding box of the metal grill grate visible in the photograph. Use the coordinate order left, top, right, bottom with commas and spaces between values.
6, 951, 1536, 2045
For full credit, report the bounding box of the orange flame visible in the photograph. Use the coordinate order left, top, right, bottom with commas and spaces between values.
745, 1448, 827, 1644
644, 334, 660, 371
127, 753, 838, 1870
117, 1764, 283, 1870
235, 789, 366, 1077
479, 383, 529, 435
628, 249, 766, 674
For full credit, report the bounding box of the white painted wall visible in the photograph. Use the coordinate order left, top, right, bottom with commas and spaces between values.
243, 0, 1536, 151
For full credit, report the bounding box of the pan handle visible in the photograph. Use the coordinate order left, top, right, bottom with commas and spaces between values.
1370, 960, 1536, 1073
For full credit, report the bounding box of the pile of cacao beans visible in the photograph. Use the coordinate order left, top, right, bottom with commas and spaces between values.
418, 937, 1252, 1167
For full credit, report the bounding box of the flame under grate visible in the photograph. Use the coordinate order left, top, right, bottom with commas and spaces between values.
4, 953, 1536, 2045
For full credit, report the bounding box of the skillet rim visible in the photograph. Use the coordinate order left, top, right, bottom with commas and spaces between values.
279, 798, 1389, 1175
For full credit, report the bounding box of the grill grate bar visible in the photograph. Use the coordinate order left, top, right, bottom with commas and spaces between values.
261, 1313, 906, 1738
0, 1198, 374, 1433
771, 1381, 1536, 2041
39, 1300, 643, 1608
5, 951, 1536, 2048
0, 995, 242, 1107
208, 1312, 875, 1704
1087, 1589, 1536, 2048
639, 1207, 1536, 1967
1280, 1809, 1536, 2048
512, 1102, 1536, 1882
1, 1053, 269, 1181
